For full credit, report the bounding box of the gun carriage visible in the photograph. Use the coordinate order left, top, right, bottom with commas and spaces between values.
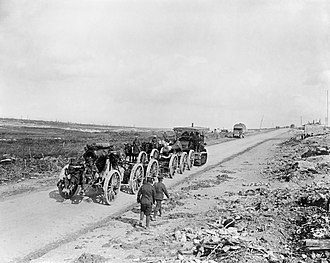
123, 140, 160, 186
140, 141, 160, 180
57, 143, 122, 205
154, 136, 188, 178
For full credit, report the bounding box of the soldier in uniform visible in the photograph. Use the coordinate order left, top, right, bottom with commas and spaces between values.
137, 177, 155, 229
132, 136, 141, 161
151, 135, 160, 149
152, 175, 169, 220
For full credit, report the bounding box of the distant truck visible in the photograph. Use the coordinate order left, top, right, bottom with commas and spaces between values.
233, 123, 246, 138
303, 124, 325, 137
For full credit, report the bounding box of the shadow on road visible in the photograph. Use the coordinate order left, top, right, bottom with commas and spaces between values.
49, 190, 65, 203
49, 188, 108, 205
120, 184, 134, 195
114, 215, 140, 227
49, 184, 135, 206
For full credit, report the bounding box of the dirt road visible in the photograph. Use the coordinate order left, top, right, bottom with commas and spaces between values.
0, 129, 288, 263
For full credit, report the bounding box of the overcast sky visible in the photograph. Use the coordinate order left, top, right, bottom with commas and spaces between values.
0, 0, 329, 129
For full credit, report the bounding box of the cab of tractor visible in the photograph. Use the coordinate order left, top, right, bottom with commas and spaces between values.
173, 126, 208, 153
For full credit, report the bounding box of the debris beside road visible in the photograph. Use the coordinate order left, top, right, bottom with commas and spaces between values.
0, 154, 16, 164
301, 146, 330, 159
74, 253, 107, 263
139, 133, 330, 263
69, 132, 330, 263
263, 134, 330, 182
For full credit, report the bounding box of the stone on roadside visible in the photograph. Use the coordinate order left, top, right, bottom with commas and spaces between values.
222, 245, 231, 252
294, 161, 316, 172
223, 218, 235, 228
211, 235, 221, 243
174, 230, 182, 241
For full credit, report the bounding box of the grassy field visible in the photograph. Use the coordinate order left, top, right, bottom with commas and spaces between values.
0, 118, 170, 183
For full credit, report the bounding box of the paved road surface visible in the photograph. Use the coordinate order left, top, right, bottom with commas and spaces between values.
0, 128, 289, 263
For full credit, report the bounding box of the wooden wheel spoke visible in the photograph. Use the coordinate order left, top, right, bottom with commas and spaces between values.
129, 164, 144, 194
104, 170, 121, 204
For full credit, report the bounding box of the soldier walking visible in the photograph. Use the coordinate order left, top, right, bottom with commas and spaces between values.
137, 177, 155, 229
152, 175, 169, 220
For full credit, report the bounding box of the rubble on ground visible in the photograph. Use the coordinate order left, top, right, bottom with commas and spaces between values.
0, 154, 16, 164
263, 134, 330, 182
74, 253, 107, 263
144, 133, 330, 263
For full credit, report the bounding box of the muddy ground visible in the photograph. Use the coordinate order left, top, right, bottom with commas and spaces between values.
26, 130, 330, 263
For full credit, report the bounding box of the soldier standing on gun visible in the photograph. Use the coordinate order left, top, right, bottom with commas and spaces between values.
151, 135, 160, 150
137, 177, 155, 229
152, 174, 169, 220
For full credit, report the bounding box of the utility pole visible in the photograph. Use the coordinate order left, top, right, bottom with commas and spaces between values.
327, 90, 329, 127
259, 115, 264, 131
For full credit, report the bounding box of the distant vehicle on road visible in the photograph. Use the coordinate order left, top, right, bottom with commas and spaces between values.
233, 123, 246, 138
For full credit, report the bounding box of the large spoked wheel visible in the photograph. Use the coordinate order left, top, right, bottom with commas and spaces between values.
169, 154, 178, 178
103, 170, 121, 205
57, 165, 80, 199
150, 149, 159, 160
57, 178, 79, 199
201, 151, 208, 165
137, 151, 147, 164
179, 152, 188, 174
146, 159, 159, 179
187, 150, 195, 170
128, 163, 144, 194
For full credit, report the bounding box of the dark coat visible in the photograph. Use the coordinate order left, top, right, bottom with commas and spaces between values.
154, 181, 169, 201
137, 183, 155, 205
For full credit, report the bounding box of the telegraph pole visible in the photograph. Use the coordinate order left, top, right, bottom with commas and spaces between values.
327, 90, 329, 127
259, 115, 264, 131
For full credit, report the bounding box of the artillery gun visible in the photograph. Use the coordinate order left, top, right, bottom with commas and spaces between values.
57, 143, 122, 205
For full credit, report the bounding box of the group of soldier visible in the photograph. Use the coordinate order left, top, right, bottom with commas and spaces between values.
136, 173, 169, 229
133, 133, 202, 229
132, 134, 163, 152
